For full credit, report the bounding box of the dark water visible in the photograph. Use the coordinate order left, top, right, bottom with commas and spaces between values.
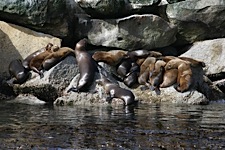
0, 100, 224, 150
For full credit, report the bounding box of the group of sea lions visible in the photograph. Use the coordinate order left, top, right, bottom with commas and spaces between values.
6, 38, 205, 106
92, 49, 205, 96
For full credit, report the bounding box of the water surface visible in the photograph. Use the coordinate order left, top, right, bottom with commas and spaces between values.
0, 100, 224, 149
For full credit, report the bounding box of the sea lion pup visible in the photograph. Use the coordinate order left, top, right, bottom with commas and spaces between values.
165, 58, 192, 93
96, 76, 136, 105
178, 56, 206, 67
67, 38, 98, 93
22, 43, 54, 70
29, 45, 59, 78
42, 47, 74, 70
6, 59, 30, 86
92, 50, 128, 66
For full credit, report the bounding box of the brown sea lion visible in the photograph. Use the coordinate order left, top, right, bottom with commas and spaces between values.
138, 57, 156, 90
22, 43, 54, 70
165, 58, 192, 93
42, 47, 74, 70
92, 50, 127, 66
96, 76, 136, 105
160, 69, 178, 88
6, 59, 30, 86
29, 45, 59, 78
178, 56, 206, 67
67, 38, 98, 93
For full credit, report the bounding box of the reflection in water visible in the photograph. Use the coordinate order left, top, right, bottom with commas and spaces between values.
0, 101, 224, 149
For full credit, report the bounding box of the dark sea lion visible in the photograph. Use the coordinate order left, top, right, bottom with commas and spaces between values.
6, 59, 30, 86
123, 61, 140, 88
29, 45, 59, 78
116, 58, 133, 79
92, 50, 127, 66
22, 43, 54, 70
96, 77, 136, 105
42, 47, 74, 70
165, 58, 192, 93
149, 60, 166, 95
67, 39, 98, 92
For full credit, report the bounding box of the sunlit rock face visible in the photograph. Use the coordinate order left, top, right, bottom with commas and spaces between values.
0, 21, 61, 78
75, 14, 177, 50
166, 0, 225, 45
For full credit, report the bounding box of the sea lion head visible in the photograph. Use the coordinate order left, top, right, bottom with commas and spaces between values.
45, 43, 54, 51
75, 38, 88, 51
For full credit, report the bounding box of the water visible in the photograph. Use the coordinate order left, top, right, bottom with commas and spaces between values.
0, 100, 224, 149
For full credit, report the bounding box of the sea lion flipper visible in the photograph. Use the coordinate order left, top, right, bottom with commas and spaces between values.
67, 86, 79, 93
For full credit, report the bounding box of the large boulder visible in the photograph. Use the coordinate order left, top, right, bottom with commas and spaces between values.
0, 21, 61, 78
7, 55, 224, 105
180, 38, 225, 75
0, 0, 72, 38
75, 14, 177, 50
166, 0, 225, 46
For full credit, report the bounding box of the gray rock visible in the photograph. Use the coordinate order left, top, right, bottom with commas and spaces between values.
0, 0, 72, 38
76, 14, 177, 50
180, 38, 225, 75
166, 0, 225, 46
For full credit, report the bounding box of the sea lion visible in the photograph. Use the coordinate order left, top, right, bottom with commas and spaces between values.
29, 45, 59, 78
160, 69, 178, 88
42, 47, 74, 70
6, 59, 30, 86
123, 61, 140, 88
22, 43, 54, 70
96, 76, 136, 105
165, 58, 192, 93
138, 57, 156, 90
149, 60, 166, 95
178, 56, 206, 67
92, 50, 127, 66
116, 58, 133, 79
67, 38, 98, 92
127, 50, 162, 61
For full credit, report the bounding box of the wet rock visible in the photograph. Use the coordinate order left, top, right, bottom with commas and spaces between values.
0, 21, 61, 78
166, 0, 225, 46
0, 0, 72, 38
76, 14, 177, 50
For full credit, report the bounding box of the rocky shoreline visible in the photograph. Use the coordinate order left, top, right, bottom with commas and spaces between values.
1, 0, 225, 105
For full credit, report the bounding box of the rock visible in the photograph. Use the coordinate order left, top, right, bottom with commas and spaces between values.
0, 21, 61, 78
180, 38, 225, 75
166, 0, 225, 46
0, 0, 72, 38
8, 56, 224, 105
76, 14, 177, 50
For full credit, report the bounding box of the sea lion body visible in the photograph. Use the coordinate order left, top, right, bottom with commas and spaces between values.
29, 45, 58, 78
68, 39, 98, 92
22, 43, 54, 70
116, 58, 133, 79
7, 59, 30, 85
97, 77, 136, 105
42, 47, 74, 70
160, 69, 178, 88
92, 50, 127, 66
165, 58, 192, 92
